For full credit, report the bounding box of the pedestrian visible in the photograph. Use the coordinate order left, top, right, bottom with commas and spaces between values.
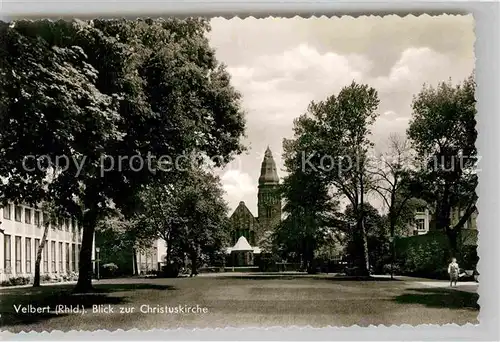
447, 257, 459, 287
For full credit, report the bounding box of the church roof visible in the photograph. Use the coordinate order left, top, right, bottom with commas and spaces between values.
258, 146, 279, 185
232, 236, 253, 251
229, 201, 257, 220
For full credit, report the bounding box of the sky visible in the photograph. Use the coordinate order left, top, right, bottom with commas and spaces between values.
207, 15, 475, 216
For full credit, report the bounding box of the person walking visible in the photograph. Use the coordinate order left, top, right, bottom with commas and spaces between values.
448, 257, 459, 287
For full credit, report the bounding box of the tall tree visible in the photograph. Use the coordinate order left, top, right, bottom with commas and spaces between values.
282, 82, 380, 275
135, 167, 230, 276
0, 19, 246, 292
407, 75, 477, 257
368, 134, 423, 277
275, 138, 340, 272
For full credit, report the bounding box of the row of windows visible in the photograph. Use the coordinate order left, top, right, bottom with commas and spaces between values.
232, 229, 255, 245
3, 234, 80, 274
2, 204, 80, 232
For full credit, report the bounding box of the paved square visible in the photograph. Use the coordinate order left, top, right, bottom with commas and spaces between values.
0, 275, 478, 332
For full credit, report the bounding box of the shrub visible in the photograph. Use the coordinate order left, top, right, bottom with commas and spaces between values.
160, 263, 180, 278
382, 263, 401, 275
102, 263, 119, 278
1, 276, 31, 286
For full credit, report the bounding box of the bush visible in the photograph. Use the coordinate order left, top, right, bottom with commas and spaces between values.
382, 263, 401, 275
160, 263, 180, 278
102, 263, 119, 278
1, 276, 31, 286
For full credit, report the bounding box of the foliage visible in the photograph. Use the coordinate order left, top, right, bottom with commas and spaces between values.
0, 19, 246, 291
278, 82, 380, 275
135, 167, 231, 275
407, 75, 477, 255
393, 231, 478, 279
1, 276, 31, 287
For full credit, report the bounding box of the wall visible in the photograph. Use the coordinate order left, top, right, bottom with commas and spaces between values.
0, 203, 82, 282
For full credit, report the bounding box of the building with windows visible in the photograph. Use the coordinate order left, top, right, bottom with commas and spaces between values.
0, 203, 83, 282
225, 147, 281, 266
405, 206, 431, 236
404, 204, 478, 237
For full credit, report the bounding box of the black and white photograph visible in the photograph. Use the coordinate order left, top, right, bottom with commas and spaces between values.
0, 14, 479, 332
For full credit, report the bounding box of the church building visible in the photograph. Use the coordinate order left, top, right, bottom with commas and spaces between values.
226, 147, 282, 267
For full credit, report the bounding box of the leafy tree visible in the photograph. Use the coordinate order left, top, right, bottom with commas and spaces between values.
274, 157, 340, 272
281, 82, 380, 275
407, 75, 477, 257
368, 134, 426, 277
0, 19, 246, 292
135, 167, 230, 276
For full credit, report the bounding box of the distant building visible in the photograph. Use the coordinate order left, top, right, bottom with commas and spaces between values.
404, 203, 478, 238
0, 203, 83, 282
405, 206, 431, 236
226, 147, 282, 266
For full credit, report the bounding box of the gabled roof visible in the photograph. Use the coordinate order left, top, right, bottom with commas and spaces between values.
229, 201, 257, 221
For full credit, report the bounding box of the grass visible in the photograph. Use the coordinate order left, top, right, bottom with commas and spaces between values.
0, 275, 478, 332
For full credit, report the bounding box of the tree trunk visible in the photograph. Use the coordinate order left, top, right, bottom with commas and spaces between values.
74, 211, 97, 293
33, 221, 50, 287
132, 247, 138, 275
389, 217, 396, 280
358, 170, 370, 276
190, 249, 198, 276
447, 229, 459, 259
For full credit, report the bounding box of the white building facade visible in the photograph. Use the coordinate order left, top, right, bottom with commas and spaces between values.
410, 207, 431, 235
0, 203, 83, 282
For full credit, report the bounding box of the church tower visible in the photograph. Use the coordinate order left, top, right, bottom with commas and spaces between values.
257, 146, 281, 240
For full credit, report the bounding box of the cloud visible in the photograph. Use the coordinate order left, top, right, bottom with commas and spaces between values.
209, 16, 474, 212
221, 170, 257, 215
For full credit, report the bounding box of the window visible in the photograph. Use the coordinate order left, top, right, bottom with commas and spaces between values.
3, 204, 11, 220
43, 213, 50, 229
4, 235, 11, 274
66, 243, 70, 272
59, 242, 63, 272
34, 239, 40, 264
57, 218, 62, 230
65, 219, 70, 231
416, 206, 426, 214
266, 207, 272, 218
24, 208, 32, 224
151, 247, 158, 270
51, 241, 56, 272
35, 239, 40, 269
43, 241, 49, 273
34, 211, 41, 226
72, 244, 76, 272
15, 236, 22, 273
14, 206, 22, 222
416, 218, 426, 231
77, 244, 81, 270
25, 238, 32, 273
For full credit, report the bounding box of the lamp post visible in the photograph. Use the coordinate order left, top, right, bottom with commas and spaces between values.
95, 247, 100, 280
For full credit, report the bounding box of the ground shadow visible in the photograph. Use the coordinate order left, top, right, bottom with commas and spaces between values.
393, 287, 479, 310
0, 283, 176, 328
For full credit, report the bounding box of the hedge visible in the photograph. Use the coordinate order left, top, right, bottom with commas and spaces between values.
395, 230, 477, 279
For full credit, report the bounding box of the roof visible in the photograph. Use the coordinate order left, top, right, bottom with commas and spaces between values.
258, 146, 279, 185
232, 236, 253, 251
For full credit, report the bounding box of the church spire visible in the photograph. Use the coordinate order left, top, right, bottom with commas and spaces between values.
259, 146, 279, 185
